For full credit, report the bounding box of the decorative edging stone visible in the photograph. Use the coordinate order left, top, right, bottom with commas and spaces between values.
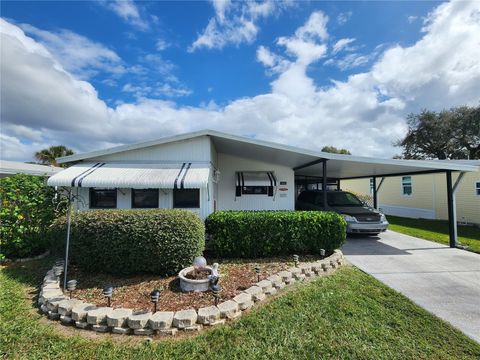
38, 250, 345, 336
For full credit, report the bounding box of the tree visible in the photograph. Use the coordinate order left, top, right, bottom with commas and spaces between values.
321, 146, 351, 155
395, 106, 480, 160
35, 145, 74, 167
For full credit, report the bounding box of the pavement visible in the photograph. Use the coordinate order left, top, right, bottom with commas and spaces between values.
342, 230, 480, 343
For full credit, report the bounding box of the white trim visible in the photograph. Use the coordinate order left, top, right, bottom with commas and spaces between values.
475, 180, 480, 197
401, 176, 413, 197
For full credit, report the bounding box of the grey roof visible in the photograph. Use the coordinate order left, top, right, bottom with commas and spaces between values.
56, 129, 478, 179
0, 160, 62, 177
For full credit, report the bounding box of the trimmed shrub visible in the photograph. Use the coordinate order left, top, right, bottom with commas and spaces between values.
49, 209, 205, 276
205, 211, 346, 258
0, 174, 67, 260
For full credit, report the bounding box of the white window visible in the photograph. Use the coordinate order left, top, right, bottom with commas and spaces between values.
476, 181, 480, 196
370, 178, 374, 194
402, 176, 412, 196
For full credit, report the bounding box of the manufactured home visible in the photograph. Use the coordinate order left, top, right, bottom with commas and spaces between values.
343, 160, 480, 225
48, 130, 478, 246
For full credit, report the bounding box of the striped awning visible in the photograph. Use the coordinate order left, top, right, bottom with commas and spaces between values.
236, 171, 277, 187
47, 162, 209, 189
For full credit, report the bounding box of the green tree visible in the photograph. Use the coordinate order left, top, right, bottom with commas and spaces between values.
35, 145, 74, 167
321, 146, 351, 155
0, 174, 68, 259
395, 106, 480, 159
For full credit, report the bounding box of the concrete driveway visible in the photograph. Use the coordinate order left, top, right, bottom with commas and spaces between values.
342, 230, 480, 343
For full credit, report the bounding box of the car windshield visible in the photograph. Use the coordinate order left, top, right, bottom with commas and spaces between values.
327, 192, 363, 207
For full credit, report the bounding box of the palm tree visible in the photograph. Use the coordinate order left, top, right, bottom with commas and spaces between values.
35, 145, 74, 167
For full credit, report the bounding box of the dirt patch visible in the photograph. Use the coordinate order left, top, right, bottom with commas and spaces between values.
66, 256, 318, 312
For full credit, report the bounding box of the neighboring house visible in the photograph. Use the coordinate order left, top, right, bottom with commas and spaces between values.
0, 160, 62, 178
47, 130, 477, 222
343, 160, 480, 225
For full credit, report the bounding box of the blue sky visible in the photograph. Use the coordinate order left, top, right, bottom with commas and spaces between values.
1, 1, 479, 161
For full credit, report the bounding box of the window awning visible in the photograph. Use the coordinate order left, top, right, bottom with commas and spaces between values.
47, 162, 210, 189
236, 171, 277, 187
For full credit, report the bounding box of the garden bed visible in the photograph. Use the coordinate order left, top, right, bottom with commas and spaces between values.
66, 256, 319, 312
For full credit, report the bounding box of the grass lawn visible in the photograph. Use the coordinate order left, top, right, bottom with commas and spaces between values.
387, 215, 480, 253
1, 258, 479, 359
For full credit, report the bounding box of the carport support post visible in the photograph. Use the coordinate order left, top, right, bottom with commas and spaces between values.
322, 160, 327, 208
446, 171, 457, 248
372, 177, 378, 209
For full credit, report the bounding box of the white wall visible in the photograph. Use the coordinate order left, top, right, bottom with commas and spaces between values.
216, 153, 295, 211
90, 136, 212, 163
379, 204, 436, 219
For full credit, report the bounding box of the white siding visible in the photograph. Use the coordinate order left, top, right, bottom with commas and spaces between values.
379, 204, 436, 219
90, 136, 212, 163
217, 153, 295, 211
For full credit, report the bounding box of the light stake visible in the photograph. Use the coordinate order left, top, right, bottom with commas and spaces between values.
150, 289, 161, 313
103, 285, 113, 307
255, 265, 262, 282
293, 254, 299, 267
66, 280, 77, 299
320, 249, 326, 258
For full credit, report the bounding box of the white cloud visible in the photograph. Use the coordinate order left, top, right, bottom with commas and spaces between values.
189, 0, 289, 52
102, 0, 150, 31
332, 37, 356, 54
407, 15, 418, 23
337, 11, 352, 25
326, 53, 370, 70
2, 1, 480, 162
156, 38, 170, 51
19, 23, 125, 79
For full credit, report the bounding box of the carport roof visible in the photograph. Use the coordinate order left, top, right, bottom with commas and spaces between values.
57, 129, 478, 179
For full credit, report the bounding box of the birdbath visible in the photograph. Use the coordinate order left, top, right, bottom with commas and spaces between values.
178, 256, 219, 292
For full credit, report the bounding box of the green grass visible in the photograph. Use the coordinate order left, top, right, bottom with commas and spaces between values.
387, 215, 480, 253
1, 258, 479, 359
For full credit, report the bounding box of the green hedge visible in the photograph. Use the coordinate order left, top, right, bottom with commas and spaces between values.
49, 209, 205, 276
0, 174, 66, 260
205, 211, 347, 258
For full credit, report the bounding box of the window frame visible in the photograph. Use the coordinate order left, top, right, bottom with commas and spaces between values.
89, 188, 117, 209
131, 188, 159, 209
475, 181, 480, 196
173, 188, 200, 209
241, 185, 269, 195
401, 176, 412, 196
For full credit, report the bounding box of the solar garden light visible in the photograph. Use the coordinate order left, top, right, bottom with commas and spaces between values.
254, 265, 262, 282
150, 289, 161, 313
293, 254, 299, 267
103, 285, 113, 307
320, 249, 326, 258
66, 280, 77, 299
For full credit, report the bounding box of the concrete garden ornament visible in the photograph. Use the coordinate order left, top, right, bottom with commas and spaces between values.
179, 258, 220, 292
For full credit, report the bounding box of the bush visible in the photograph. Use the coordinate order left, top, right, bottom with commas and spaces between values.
49, 209, 205, 276
0, 174, 66, 260
205, 211, 346, 258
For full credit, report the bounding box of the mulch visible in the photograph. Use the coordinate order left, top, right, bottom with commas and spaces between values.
66, 257, 317, 312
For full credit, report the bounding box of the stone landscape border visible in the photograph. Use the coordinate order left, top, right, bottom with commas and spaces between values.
38, 250, 345, 336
